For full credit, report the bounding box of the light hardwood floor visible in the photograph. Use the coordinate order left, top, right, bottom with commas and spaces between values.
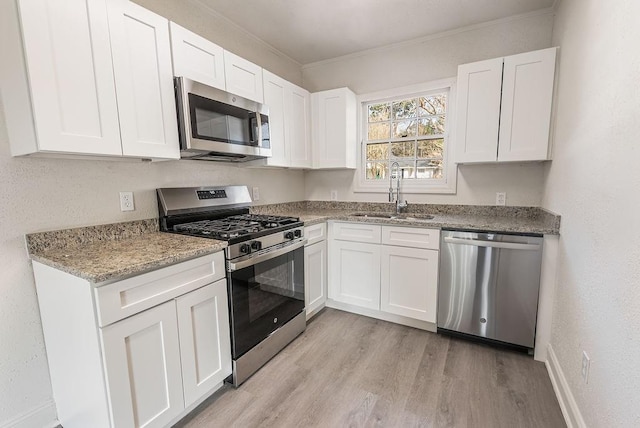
176, 308, 566, 428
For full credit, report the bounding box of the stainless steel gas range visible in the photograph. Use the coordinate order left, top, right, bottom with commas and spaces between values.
157, 185, 306, 386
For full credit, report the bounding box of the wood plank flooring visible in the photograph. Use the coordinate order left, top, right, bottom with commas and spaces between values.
175, 308, 565, 428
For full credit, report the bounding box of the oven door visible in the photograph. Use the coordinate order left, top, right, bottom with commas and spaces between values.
227, 240, 305, 359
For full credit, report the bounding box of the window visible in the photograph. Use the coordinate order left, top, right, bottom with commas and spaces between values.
356, 79, 456, 194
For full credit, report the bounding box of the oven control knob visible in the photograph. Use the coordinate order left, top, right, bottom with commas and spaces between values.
294, 229, 302, 238
240, 243, 251, 254
284, 231, 295, 240
251, 241, 262, 251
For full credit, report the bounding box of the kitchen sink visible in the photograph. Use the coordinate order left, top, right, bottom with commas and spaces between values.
349, 212, 435, 220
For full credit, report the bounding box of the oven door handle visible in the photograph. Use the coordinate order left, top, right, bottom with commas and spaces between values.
228, 239, 307, 272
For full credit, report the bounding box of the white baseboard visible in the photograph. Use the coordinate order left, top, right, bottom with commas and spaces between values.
0, 399, 58, 428
546, 344, 587, 428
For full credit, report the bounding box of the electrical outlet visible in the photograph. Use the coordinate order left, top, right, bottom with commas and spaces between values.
252, 187, 260, 201
119, 192, 134, 212
581, 351, 591, 383
330, 190, 338, 201
496, 192, 506, 206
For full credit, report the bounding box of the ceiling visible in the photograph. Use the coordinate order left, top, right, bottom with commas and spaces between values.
195, 0, 555, 65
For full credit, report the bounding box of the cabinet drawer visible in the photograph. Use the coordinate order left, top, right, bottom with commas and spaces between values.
332, 222, 381, 244
382, 226, 440, 250
95, 252, 225, 327
305, 223, 326, 246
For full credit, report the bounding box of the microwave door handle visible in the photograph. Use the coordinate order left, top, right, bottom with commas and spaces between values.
256, 113, 263, 148
248, 112, 261, 147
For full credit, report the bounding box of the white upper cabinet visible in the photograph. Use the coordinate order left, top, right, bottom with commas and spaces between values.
262, 70, 289, 167
288, 84, 312, 168
108, 0, 179, 159
223, 50, 264, 103
455, 58, 503, 163
1, 0, 179, 160
498, 48, 557, 162
5, 0, 122, 156
311, 87, 357, 169
260, 70, 311, 168
455, 47, 557, 163
169, 22, 226, 90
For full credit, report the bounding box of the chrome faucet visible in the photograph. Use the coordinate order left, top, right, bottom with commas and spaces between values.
389, 162, 408, 214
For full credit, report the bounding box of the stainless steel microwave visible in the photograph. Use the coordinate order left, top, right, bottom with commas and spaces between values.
174, 77, 271, 162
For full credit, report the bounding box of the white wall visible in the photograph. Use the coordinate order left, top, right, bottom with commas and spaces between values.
303, 12, 554, 205
543, 0, 640, 426
133, 0, 302, 86
0, 1, 303, 426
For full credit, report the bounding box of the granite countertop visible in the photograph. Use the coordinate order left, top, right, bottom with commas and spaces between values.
26, 220, 226, 284
26, 202, 559, 284
252, 202, 561, 235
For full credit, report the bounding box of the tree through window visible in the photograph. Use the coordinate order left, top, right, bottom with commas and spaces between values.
365, 92, 448, 181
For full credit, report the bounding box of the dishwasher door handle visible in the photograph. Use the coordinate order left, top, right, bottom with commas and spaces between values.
443, 236, 542, 251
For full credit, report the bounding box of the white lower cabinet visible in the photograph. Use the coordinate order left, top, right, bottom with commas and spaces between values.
176, 280, 231, 408
305, 239, 327, 317
32, 252, 231, 428
329, 240, 381, 310
380, 246, 439, 323
304, 223, 327, 318
328, 222, 440, 327
101, 301, 185, 428
101, 279, 231, 428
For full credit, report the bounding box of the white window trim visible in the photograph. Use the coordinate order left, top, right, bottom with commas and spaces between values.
354, 78, 458, 194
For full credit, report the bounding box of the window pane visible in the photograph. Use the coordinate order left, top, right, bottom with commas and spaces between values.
368, 103, 390, 122
418, 116, 445, 136
390, 141, 415, 158
392, 120, 416, 138
392, 99, 417, 119
418, 95, 447, 115
368, 122, 390, 140
416, 159, 443, 179
417, 139, 444, 158
366, 162, 388, 179
393, 161, 415, 179
366, 143, 389, 160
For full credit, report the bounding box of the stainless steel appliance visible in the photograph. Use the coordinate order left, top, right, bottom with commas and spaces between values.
438, 230, 543, 349
174, 77, 271, 162
157, 186, 305, 386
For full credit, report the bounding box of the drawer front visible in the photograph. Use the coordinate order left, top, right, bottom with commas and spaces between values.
95, 252, 225, 327
305, 223, 326, 246
382, 226, 440, 250
332, 222, 382, 244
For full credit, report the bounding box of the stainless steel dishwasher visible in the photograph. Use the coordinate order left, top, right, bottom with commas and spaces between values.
438, 230, 543, 349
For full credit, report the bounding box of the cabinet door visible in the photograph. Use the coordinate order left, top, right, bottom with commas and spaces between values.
380, 246, 438, 323
17, 0, 122, 155
108, 0, 179, 159
262, 70, 289, 166
101, 301, 184, 428
223, 50, 264, 103
498, 47, 557, 162
170, 22, 225, 90
311, 88, 357, 169
455, 57, 503, 163
288, 84, 312, 168
176, 281, 232, 408
329, 240, 380, 309
305, 240, 327, 318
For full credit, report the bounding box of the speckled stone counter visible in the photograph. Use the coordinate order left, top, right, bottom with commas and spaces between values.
26, 220, 226, 283
252, 201, 561, 235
